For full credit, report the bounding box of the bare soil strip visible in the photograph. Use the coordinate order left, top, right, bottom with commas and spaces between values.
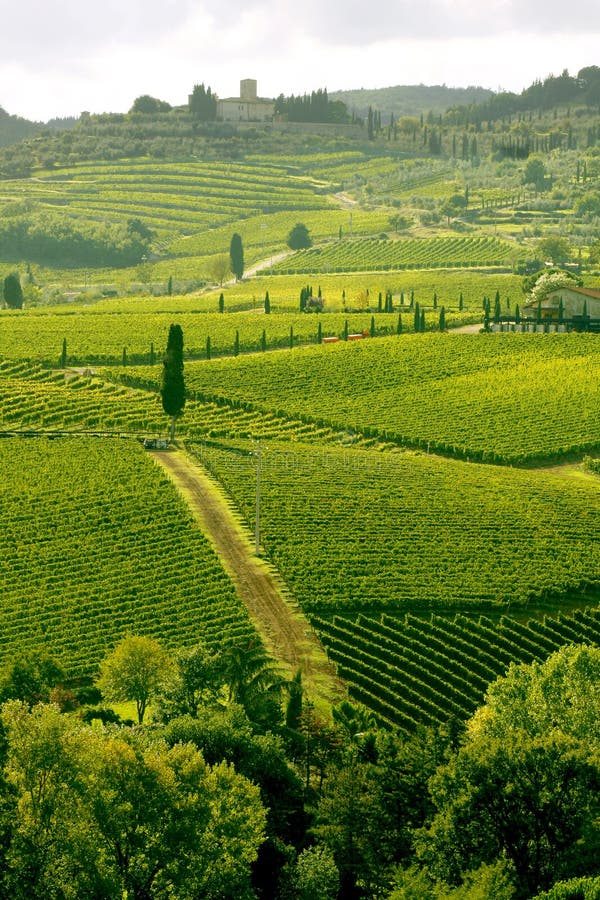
150, 449, 345, 709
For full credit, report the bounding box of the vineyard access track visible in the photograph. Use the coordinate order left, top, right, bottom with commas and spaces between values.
150, 448, 346, 711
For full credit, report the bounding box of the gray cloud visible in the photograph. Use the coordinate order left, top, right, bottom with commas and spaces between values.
285, 0, 600, 43
3, 0, 199, 61
3, 0, 600, 68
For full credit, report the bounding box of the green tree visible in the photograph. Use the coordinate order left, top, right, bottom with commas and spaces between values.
285, 669, 304, 731
60, 337, 67, 368
188, 83, 217, 120
440, 194, 467, 224
3, 273, 23, 309
0, 651, 65, 706
264, 290, 271, 314
209, 253, 230, 286
422, 731, 600, 897
97, 635, 173, 724
1, 702, 267, 900
524, 156, 547, 191
287, 222, 312, 250
292, 845, 339, 900
389, 213, 411, 233
230, 233, 244, 281
130, 94, 172, 113
218, 291, 225, 313
160, 323, 185, 441
219, 637, 285, 731
536, 235, 571, 264
234, 329, 240, 356
421, 646, 600, 896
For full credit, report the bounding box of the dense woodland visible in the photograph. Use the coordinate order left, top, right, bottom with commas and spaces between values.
0, 640, 598, 900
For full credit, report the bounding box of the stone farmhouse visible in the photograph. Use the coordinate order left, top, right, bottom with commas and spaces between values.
523, 285, 600, 320
217, 79, 275, 123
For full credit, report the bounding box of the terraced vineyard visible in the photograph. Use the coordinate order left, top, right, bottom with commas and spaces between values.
179, 333, 600, 464
273, 235, 514, 273
195, 440, 600, 615
0, 159, 332, 243
313, 608, 600, 730
0, 436, 256, 677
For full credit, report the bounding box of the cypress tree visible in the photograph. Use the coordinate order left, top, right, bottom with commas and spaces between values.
400, 291, 405, 306
397, 313, 402, 334
433, 291, 438, 310
515, 304, 521, 324
229, 233, 244, 281
264, 291, 271, 314
285, 669, 303, 730
370, 315, 376, 337
60, 338, 67, 369
261, 329, 267, 352
420, 309, 426, 332
300, 287, 307, 311
150, 342, 155, 365
317, 321, 322, 344
459, 292, 464, 311
494, 295, 502, 323
3, 273, 23, 309
160, 324, 185, 441
218, 292, 224, 313
289, 325, 294, 349
413, 301, 420, 332
439, 306, 446, 331
234, 330, 240, 356
206, 335, 211, 360
343, 319, 349, 341
410, 290, 414, 308
378, 292, 383, 312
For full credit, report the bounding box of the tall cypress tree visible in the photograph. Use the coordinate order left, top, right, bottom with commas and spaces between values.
229, 233, 244, 281
160, 324, 185, 441
3, 273, 23, 309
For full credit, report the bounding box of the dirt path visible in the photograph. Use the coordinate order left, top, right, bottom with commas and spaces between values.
150, 449, 345, 709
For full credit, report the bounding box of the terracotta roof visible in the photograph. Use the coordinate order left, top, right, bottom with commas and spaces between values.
546, 286, 600, 299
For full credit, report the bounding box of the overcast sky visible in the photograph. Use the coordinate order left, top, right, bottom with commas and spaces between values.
2, 0, 600, 120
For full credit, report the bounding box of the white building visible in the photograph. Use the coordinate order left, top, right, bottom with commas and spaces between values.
217, 79, 275, 123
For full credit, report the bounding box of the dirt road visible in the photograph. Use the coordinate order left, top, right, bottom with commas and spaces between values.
150, 449, 345, 707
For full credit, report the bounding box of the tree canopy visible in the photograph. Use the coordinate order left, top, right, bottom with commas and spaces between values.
97, 635, 173, 724
287, 222, 312, 250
